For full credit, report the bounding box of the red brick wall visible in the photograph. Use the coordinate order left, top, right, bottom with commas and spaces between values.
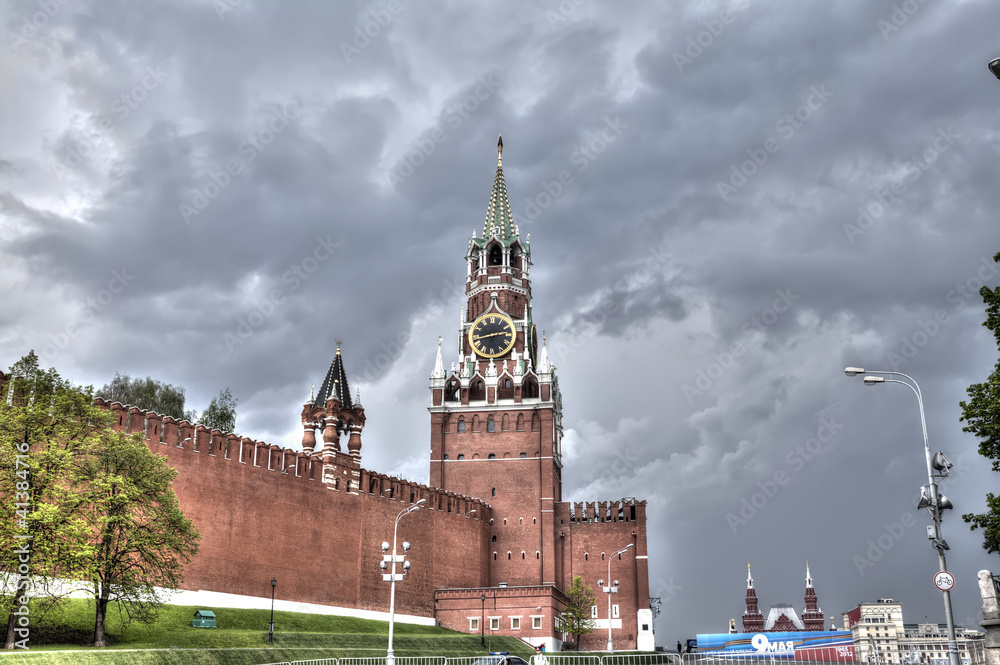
105, 401, 490, 617
554, 500, 649, 650
435, 585, 566, 646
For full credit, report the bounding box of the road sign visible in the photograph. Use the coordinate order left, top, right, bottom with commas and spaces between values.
934, 571, 955, 591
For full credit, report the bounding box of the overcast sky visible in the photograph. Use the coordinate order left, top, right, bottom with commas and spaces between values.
3, 0, 1000, 644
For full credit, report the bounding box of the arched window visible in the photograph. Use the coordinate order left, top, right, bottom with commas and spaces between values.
445, 378, 459, 401
492, 535, 497, 542
488, 453, 496, 460
585, 552, 589, 561
472, 415, 480, 432
536, 551, 540, 559
521, 551, 526, 559
519, 518, 523, 524
494, 551, 497, 560
507, 551, 512, 560
602, 552, 605, 560
516, 414, 525, 431
489, 245, 503, 266
503, 518, 507, 525
470, 381, 485, 401
523, 377, 539, 399
457, 418, 465, 433
443, 454, 449, 460
533, 517, 536, 524
531, 413, 540, 432
501, 414, 510, 431
520, 452, 526, 458
457, 454, 464, 460
492, 488, 496, 497
504, 378, 512, 388
487, 417, 495, 432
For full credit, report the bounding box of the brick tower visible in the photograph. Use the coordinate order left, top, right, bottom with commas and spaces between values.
801, 561, 825, 631
429, 135, 561, 587
428, 138, 653, 651
743, 563, 765, 633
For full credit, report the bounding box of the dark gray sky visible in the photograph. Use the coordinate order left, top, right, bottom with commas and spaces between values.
3, 0, 1000, 644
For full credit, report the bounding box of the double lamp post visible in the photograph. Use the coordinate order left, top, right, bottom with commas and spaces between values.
381, 498, 425, 665
598, 543, 634, 653
844, 368, 958, 665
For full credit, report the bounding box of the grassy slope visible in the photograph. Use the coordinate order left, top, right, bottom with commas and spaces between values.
0, 599, 533, 664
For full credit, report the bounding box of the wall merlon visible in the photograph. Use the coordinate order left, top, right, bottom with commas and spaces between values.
178, 421, 194, 450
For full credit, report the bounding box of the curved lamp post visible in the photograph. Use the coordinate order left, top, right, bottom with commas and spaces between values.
598, 543, 634, 652
844, 368, 958, 665
383, 498, 425, 665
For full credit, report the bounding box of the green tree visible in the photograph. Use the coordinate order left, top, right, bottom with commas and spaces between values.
959, 251, 1000, 555
556, 575, 596, 649
77, 430, 200, 647
2, 354, 200, 648
197, 387, 238, 433
95, 373, 194, 422
1, 352, 100, 649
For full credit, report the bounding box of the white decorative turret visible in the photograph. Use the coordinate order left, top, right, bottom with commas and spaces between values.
432, 336, 445, 379
486, 358, 498, 378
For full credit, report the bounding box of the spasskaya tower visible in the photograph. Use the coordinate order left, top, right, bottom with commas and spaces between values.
428, 138, 654, 651
429, 136, 563, 588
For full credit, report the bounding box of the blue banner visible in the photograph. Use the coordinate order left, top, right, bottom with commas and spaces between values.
695, 631, 855, 660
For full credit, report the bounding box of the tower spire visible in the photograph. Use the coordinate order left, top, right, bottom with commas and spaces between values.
743, 562, 764, 633
315, 341, 352, 409
806, 560, 812, 588
482, 135, 515, 240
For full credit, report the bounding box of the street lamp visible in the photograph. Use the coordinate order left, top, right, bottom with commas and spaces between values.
480, 593, 486, 647
269, 578, 276, 644
599, 543, 634, 652
844, 368, 959, 665
989, 58, 1000, 81
383, 498, 425, 665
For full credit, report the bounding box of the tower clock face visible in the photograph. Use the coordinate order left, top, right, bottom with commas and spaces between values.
469, 313, 516, 358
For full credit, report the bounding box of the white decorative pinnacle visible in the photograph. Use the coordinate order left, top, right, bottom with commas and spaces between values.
805, 560, 813, 588
432, 336, 445, 379
747, 562, 754, 589
460, 358, 470, 378
486, 358, 498, 377
537, 332, 550, 373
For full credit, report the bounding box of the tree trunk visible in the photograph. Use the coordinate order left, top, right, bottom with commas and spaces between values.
93, 587, 110, 647
4, 611, 16, 650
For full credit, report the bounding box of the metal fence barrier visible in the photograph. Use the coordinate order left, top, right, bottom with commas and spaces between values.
261, 645, 986, 665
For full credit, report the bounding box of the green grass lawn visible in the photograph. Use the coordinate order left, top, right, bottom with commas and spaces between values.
0, 598, 533, 664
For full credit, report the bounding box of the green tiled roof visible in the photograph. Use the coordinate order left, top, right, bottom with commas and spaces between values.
481, 136, 516, 241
